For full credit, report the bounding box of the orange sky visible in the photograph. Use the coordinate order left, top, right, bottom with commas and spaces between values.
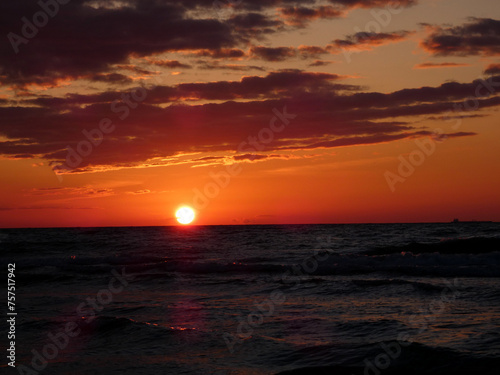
1, 0, 500, 227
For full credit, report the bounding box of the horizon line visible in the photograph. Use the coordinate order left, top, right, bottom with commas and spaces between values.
1, 220, 497, 230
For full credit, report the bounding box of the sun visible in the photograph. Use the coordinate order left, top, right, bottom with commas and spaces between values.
175, 206, 196, 225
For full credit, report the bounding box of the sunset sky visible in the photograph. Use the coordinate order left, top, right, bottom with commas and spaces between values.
1, 0, 500, 227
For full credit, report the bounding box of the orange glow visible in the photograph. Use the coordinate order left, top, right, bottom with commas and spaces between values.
1, 1, 500, 228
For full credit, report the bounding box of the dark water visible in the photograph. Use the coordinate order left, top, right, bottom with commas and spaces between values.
1, 223, 499, 374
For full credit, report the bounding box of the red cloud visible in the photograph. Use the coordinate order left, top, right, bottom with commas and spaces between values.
413, 62, 470, 69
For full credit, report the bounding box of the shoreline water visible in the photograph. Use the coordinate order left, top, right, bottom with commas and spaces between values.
1, 223, 499, 374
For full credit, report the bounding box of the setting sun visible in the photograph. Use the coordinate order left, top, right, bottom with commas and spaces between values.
1, 0, 500, 374
175, 206, 196, 225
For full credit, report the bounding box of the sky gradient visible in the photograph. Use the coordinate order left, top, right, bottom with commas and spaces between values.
1, 0, 499, 227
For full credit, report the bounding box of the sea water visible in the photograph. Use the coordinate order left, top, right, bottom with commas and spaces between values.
1, 223, 499, 374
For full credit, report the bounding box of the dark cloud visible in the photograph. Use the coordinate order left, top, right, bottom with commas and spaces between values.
27, 186, 113, 197
127, 189, 151, 195
0, 0, 491, 176
227, 12, 283, 36
413, 62, 470, 69
231, 154, 296, 163
329, 0, 416, 7
280, 6, 343, 26
233, 154, 269, 161
192, 156, 225, 162
24, 70, 352, 105
308, 60, 335, 67
0, 0, 420, 87
197, 62, 264, 71
193, 49, 246, 59
331, 30, 413, 50
250, 46, 297, 61
116, 65, 155, 76
484, 63, 500, 75
150, 60, 192, 69
1, 74, 498, 172
250, 45, 330, 61
298, 46, 329, 59
272, 131, 474, 152
0, 0, 235, 86
88, 73, 135, 84
198, 0, 416, 12
421, 18, 500, 56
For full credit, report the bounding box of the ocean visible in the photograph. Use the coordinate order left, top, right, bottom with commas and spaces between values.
1, 223, 499, 374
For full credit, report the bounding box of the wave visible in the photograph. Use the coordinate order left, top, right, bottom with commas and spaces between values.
274, 341, 500, 375
17, 250, 500, 279
365, 237, 500, 255
333, 319, 408, 339
351, 279, 444, 292
78, 316, 200, 337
